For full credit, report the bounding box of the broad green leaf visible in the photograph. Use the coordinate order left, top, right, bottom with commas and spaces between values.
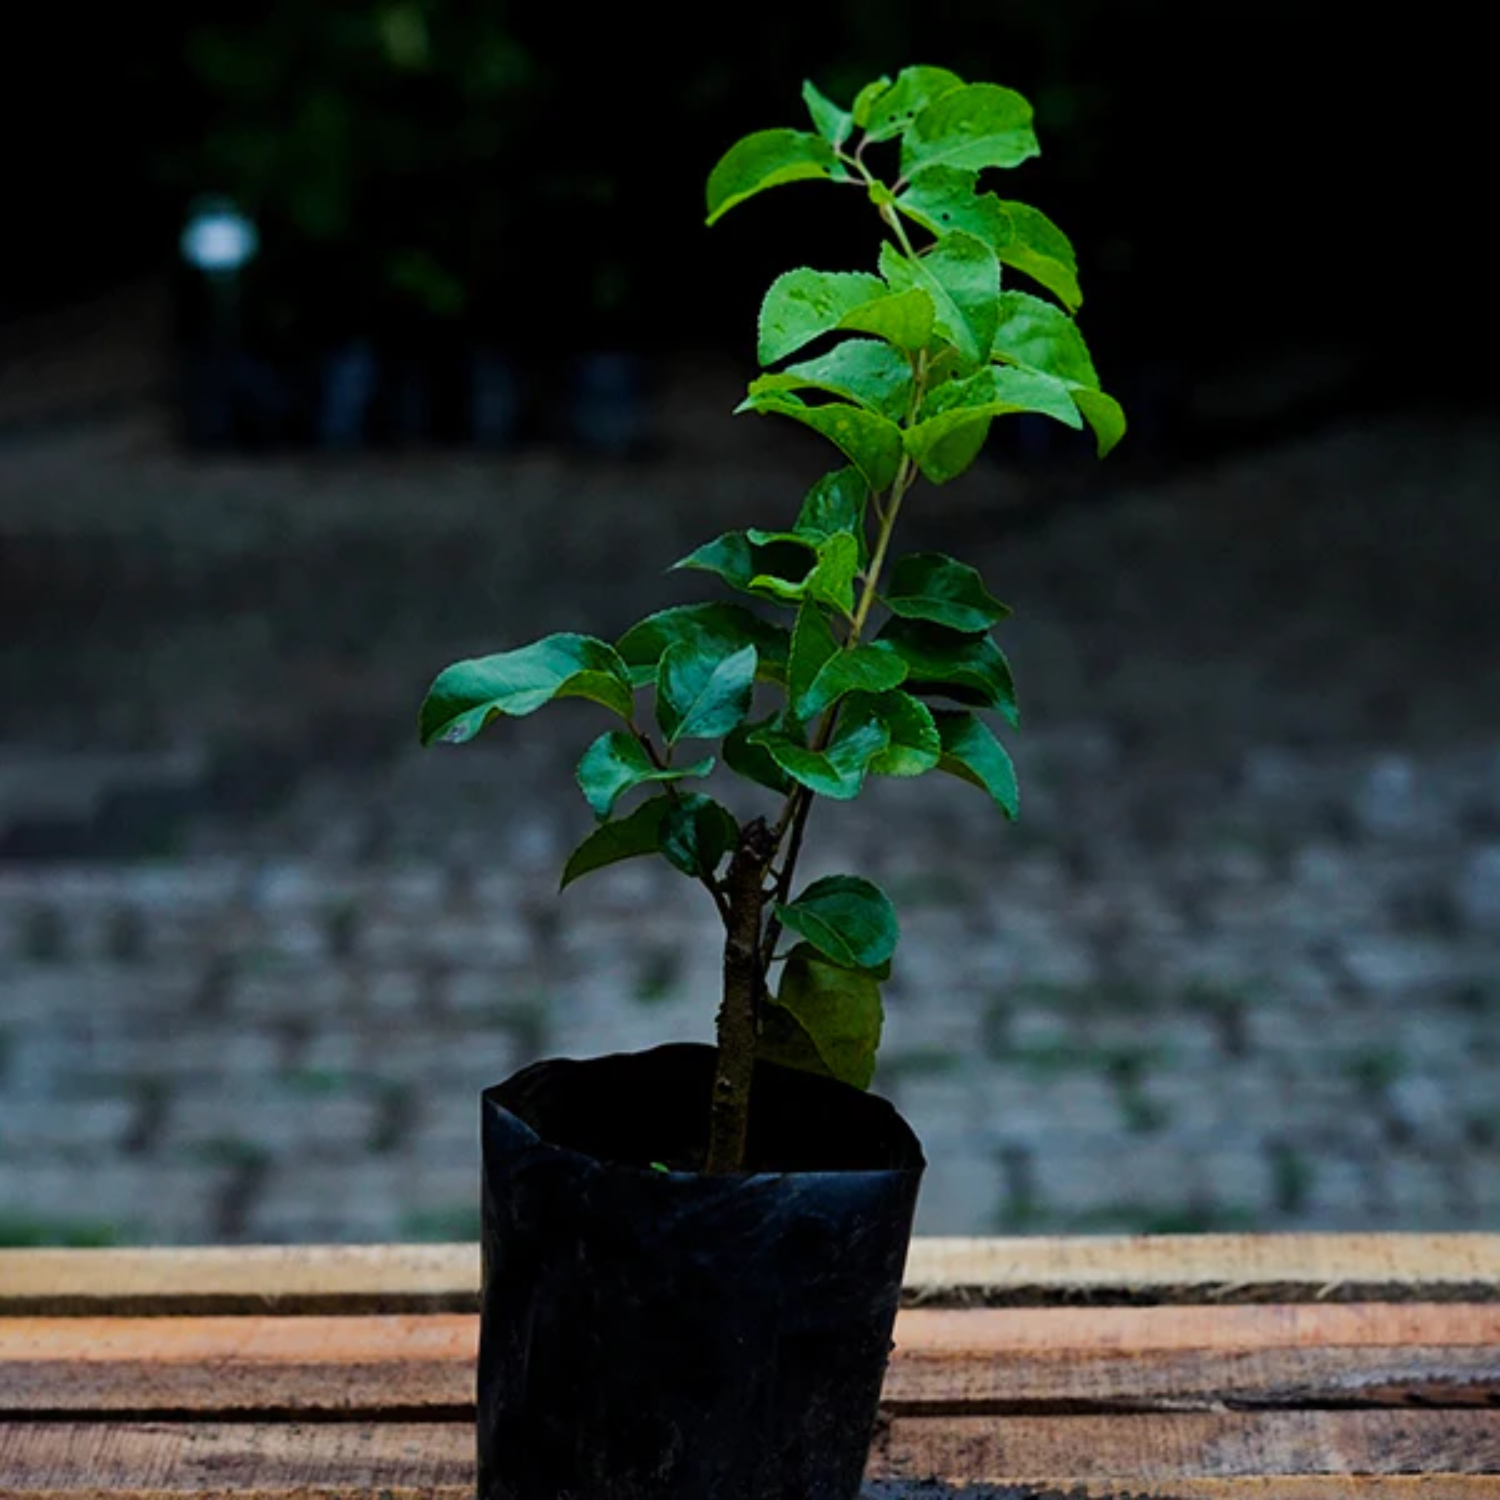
850, 75, 892, 129
706, 129, 837, 225
420, 634, 632, 745
992, 290, 1099, 389
992, 293, 1124, 454
934, 710, 1019, 819
905, 365, 1083, 483
769, 942, 884, 1088
857, 688, 942, 776
752, 711, 890, 799
802, 79, 852, 148
657, 640, 756, 744
885, 552, 1012, 632
994, 200, 1083, 312
661, 793, 740, 879
874, 619, 1019, 726
678, 529, 859, 618
1071, 387, 1128, 457
901, 82, 1038, 177
757, 997, 835, 1081
777, 873, 899, 970
801, 644, 909, 719
746, 339, 913, 422
837, 287, 936, 354
862, 65, 965, 143
673, 531, 812, 600
897, 168, 1082, 312
618, 603, 788, 688
895, 165, 1010, 246
575, 731, 713, 819
758, 268, 883, 366
723, 717, 794, 794
738, 392, 902, 491
795, 467, 869, 566
753, 531, 859, 618
560, 795, 668, 890
787, 601, 840, 716
880, 232, 999, 365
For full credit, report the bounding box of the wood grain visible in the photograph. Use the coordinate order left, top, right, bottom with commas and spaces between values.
4, 1235, 1498, 1315
873, 1410, 1500, 1479
903, 1235, 1500, 1306
4, 1306, 1497, 1416
4, 1417, 1500, 1497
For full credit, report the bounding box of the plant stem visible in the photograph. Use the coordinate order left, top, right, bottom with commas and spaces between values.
705, 816, 775, 1173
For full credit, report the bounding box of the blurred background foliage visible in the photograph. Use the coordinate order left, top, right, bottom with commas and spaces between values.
0, 0, 1484, 393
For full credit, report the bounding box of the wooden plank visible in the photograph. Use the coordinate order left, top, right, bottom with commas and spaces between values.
873, 1411, 1500, 1479
903, 1235, 1500, 1306
4, 1422, 1500, 1497
0, 1421, 472, 1497
4, 1306, 1497, 1416
4, 1236, 1498, 1315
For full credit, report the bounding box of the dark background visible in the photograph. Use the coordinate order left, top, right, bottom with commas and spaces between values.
2, 1, 1488, 437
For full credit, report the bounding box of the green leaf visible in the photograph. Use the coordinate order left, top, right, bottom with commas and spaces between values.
850, 75, 892, 130
800, 645, 909, 719
787, 602, 840, 716
618, 603, 789, 688
992, 290, 1099, 389
758, 269, 884, 366
660, 793, 740, 879
895, 165, 1010, 244
656, 641, 756, 744
904, 365, 1083, 483
901, 82, 1039, 177
767, 942, 884, 1088
837, 287, 936, 354
673, 531, 810, 600
896, 168, 1082, 312
746, 339, 913, 422
757, 998, 835, 1082
862, 65, 965, 143
934, 710, 1019, 819
738, 392, 903, 491
885, 552, 1012, 632
802, 79, 852, 148
1070, 387, 1128, 458
706, 129, 837, 225
795, 468, 869, 565
777, 874, 899, 970
858, 688, 942, 776
420, 634, 633, 745
723, 717, 794, 794
575, 731, 713, 819
560, 795, 669, 889
874, 619, 1019, 726
991, 292, 1125, 455
752, 711, 890, 799
993, 200, 1083, 312
880, 232, 999, 367
805, 533, 860, 617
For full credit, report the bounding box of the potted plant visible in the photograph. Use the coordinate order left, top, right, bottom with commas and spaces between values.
419, 64, 1122, 1500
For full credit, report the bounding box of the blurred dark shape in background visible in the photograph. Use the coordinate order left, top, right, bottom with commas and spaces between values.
1, 0, 1490, 452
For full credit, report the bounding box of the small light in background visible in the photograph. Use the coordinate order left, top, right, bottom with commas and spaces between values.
180, 197, 259, 276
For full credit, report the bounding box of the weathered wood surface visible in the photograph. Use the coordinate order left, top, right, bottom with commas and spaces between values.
4, 1417, 1500, 1496
5, 1234, 1499, 1314
1, 1240, 1496, 1497
4, 1305, 1499, 1415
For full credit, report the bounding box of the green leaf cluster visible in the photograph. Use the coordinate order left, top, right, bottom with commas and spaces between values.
418, 66, 1122, 1105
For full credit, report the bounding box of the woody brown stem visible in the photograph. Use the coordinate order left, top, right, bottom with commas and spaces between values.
705, 816, 775, 1173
